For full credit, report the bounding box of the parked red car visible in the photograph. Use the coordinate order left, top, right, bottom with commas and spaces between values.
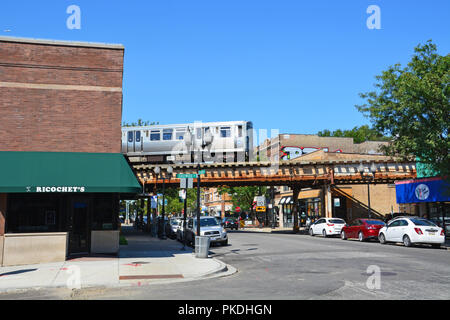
341, 218, 386, 242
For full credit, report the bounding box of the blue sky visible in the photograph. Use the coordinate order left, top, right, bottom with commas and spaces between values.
1, 0, 449, 135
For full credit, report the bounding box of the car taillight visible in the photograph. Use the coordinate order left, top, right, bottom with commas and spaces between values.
414, 228, 423, 235
327, 223, 334, 227
441, 230, 445, 236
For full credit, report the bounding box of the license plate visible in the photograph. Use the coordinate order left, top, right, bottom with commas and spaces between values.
428, 232, 436, 236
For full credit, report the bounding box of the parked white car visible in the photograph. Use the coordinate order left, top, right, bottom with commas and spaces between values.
309, 217, 346, 237
378, 216, 445, 248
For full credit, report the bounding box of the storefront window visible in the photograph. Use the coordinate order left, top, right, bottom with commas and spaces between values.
92, 197, 115, 231
7, 195, 61, 233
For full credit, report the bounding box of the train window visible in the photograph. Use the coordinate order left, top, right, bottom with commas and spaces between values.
220, 127, 231, 138
204, 127, 210, 134
150, 130, 161, 141
238, 126, 243, 137
135, 131, 141, 142
163, 129, 173, 141
196, 128, 202, 139
128, 131, 133, 143
176, 129, 185, 140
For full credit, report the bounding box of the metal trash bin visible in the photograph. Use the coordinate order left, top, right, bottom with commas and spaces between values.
195, 236, 210, 258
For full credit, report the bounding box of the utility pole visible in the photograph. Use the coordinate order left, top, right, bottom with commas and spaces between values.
196, 164, 201, 237
183, 182, 188, 250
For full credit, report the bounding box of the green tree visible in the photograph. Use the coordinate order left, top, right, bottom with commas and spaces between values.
356, 40, 449, 177
318, 125, 388, 144
163, 187, 198, 216
218, 186, 268, 213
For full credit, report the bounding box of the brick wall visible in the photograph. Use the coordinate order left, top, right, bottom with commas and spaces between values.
0, 38, 124, 153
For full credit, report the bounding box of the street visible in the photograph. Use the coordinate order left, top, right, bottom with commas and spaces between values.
2, 230, 449, 300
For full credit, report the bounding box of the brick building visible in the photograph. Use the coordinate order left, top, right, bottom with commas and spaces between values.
0, 37, 141, 266
256, 134, 389, 162
273, 150, 399, 228
0, 37, 124, 153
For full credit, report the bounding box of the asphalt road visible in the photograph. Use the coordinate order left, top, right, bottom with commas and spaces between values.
2, 230, 450, 300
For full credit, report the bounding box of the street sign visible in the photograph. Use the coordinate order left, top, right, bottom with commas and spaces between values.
256, 206, 266, 212
180, 178, 194, 189
198, 170, 206, 175
179, 190, 186, 200
177, 174, 198, 179
255, 196, 266, 207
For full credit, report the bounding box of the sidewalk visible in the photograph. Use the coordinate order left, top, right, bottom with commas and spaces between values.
0, 226, 235, 293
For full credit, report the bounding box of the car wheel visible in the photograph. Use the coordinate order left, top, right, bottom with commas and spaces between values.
358, 232, 365, 242
309, 228, 314, 236
322, 229, 327, 238
379, 233, 386, 244
341, 231, 347, 240
222, 240, 228, 246
403, 235, 412, 247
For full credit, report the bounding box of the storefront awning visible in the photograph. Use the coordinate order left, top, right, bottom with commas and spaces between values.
0, 152, 142, 194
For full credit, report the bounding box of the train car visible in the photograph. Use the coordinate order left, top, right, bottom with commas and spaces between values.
122, 121, 254, 164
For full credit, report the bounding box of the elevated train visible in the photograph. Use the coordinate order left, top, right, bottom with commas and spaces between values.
122, 121, 254, 163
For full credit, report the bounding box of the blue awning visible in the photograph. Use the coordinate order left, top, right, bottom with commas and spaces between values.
395, 177, 450, 203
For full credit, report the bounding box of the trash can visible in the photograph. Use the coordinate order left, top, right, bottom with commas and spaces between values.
195, 236, 211, 258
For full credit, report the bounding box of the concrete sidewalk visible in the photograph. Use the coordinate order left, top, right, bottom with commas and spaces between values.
0, 227, 235, 293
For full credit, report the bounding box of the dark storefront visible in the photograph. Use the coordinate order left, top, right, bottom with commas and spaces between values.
0, 152, 141, 265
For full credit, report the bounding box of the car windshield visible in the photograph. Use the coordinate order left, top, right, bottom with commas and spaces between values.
196, 218, 219, 227
364, 220, 385, 226
410, 219, 437, 227
170, 220, 179, 226
329, 219, 345, 224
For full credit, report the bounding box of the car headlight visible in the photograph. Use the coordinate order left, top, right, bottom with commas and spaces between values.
222, 228, 227, 234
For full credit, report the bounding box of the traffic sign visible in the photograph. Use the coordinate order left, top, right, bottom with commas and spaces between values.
255, 196, 266, 207
256, 206, 266, 212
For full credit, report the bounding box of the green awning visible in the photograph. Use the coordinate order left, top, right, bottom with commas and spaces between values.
0, 152, 142, 194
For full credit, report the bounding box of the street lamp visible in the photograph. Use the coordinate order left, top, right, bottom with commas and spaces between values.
154, 166, 173, 239
358, 162, 377, 218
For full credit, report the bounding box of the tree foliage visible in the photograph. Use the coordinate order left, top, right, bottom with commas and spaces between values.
163, 187, 198, 215
217, 186, 268, 213
356, 40, 449, 177
318, 125, 389, 144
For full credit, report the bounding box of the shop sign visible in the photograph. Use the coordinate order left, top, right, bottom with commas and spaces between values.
29, 186, 86, 193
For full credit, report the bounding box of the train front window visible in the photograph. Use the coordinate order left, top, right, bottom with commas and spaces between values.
196, 128, 202, 139
163, 129, 173, 141
220, 127, 231, 138
150, 130, 161, 141
128, 131, 133, 143
238, 126, 243, 137
135, 131, 141, 142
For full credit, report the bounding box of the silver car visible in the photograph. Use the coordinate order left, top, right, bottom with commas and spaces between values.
185, 216, 228, 246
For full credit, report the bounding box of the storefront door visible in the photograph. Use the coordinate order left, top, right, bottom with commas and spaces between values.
68, 199, 90, 255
